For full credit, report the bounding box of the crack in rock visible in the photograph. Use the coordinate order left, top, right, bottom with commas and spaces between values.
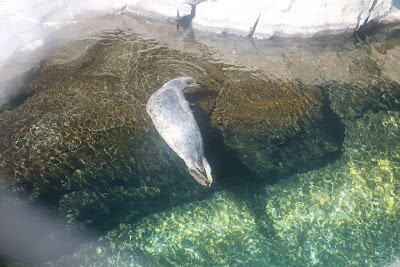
247, 13, 261, 38
177, 3, 197, 31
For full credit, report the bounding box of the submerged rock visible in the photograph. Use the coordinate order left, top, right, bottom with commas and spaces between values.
211, 75, 343, 179
0, 33, 219, 231
50, 110, 400, 266
49, 190, 268, 267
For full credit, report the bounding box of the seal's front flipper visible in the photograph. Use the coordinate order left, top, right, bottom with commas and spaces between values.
189, 168, 211, 187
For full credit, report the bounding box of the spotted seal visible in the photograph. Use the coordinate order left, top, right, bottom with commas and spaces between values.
146, 77, 213, 186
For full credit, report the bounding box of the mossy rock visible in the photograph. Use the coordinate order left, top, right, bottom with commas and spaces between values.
0, 34, 215, 230
324, 78, 400, 119
49, 190, 269, 267
211, 73, 343, 179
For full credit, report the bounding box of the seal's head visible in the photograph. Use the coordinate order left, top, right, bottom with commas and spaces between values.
186, 156, 213, 187
162, 77, 195, 90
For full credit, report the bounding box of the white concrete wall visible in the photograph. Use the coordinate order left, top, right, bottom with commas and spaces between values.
0, 0, 399, 65
0, 0, 192, 65
194, 0, 400, 37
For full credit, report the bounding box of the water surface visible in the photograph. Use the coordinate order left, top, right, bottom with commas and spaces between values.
0, 13, 399, 266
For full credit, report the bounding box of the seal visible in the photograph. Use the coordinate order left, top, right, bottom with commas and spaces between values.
146, 77, 213, 186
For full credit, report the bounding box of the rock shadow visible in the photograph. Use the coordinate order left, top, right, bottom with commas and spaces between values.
185, 89, 255, 188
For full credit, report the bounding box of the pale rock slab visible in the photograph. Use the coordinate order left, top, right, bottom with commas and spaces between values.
193, 0, 400, 38
1, 0, 400, 65
0, 0, 192, 64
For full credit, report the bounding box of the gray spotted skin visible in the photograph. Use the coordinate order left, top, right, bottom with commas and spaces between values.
146, 77, 213, 186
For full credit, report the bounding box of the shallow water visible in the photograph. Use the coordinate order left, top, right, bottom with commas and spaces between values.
0, 13, 399, 266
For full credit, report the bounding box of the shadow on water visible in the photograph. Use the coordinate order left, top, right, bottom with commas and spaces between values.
185, 85, 258, 188
185, 85, 290, 241
185, 76, 346, 188
210, 80, 347, 240
188, 79, 346, 187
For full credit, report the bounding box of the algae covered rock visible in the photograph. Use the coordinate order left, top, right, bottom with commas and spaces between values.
211, 73, 343, 179
324, 78, 400, 120
0, 33, 215, 230
49, 190, 270, 267
51, 110, 400, 266
0, 27, 344, 230
257, 110, 400, 265
322, 41, 400, 120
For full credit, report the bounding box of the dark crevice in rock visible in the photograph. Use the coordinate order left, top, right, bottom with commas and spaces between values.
177, 4, 196, 32
0, 61, 44, 112
354, 20, 381, 45
206, 131, 256, 186
367, 0, 380, 21
354, 0, 378, 35
320, 84, 345, 149
247, 13, 261, 39
185, 90, 254, 187
3, 91, 35, 111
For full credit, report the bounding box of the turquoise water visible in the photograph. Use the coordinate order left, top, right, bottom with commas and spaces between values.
0, 14, 399, 266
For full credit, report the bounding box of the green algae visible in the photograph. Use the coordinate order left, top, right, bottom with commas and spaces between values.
374, 37, 400, 54
259, 111, 400, 265
50, 190, 269, 267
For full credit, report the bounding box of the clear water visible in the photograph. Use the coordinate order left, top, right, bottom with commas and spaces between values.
0, 13, 399, 266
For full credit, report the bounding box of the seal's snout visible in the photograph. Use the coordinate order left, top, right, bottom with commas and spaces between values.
182, 77, 195, 85
188, 157, 213, 187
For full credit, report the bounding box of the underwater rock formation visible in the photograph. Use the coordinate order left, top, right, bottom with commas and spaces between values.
0, 34, 334, 232
0, 33, 215, 231
0, 16, 399, 235
211, 75, 342, 180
